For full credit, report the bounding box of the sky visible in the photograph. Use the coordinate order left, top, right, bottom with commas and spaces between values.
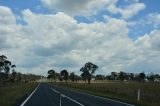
0, 0, 160, 76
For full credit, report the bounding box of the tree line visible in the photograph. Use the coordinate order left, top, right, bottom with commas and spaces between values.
47, 62, 160, 84
0, 55, 41, 86
106, 71, 160, 82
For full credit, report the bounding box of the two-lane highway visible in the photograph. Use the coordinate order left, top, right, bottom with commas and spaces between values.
20, 83, 135, 106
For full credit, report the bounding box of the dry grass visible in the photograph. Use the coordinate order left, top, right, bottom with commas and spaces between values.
0, 82, 37, 106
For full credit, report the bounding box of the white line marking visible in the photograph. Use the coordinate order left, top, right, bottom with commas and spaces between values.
50, 88, 60, 94
61, 94, 85, 106
50, 88, 85, 106
53, 86, 135, 106
20, 83, 40, 106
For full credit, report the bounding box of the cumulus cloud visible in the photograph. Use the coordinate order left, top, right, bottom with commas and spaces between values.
107, 2, 145, 19
41, 0, 145, 19
41, 0, 117, 16
0, 6, 22, 50
0, 6, 16, 25
19, 9, 137, 74
136, 30, 160, 51
1, 5, 160, 75
147, 13, 160, 28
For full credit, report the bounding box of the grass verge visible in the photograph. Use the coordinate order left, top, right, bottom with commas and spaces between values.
0, 82, 37, 106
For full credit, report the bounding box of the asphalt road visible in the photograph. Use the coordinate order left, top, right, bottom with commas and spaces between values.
20, 83, 135, 106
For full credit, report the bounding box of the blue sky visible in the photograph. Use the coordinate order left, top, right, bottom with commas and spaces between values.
0, 0, 160, 75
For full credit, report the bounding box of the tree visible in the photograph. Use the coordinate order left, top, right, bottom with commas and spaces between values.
11, 65, 16, 69
138, 72, 146, 82
81, 72, 87, 83
75, 75, 80, 83
0, 55, 12, 85
69, 72, 75, 82
60, 69, 69, 83
11, 65, 16, 82
17, 72, 22, 82
95, 75, 104, 81
111, 72, 118, 80
119, 71, 126, 82
55, 73, 60, 82
147, 72, 155, 82
80, 62, 98, 84
48, 70, 55, 83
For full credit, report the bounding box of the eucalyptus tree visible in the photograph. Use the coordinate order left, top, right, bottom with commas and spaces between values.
69, 72, 75, 82
60, 69, 69, 83
48, 70, 55, 83
0, 55, 12, 85
138, 72, 146, 82
80, 62, 98, 84
11, 65, 16, 82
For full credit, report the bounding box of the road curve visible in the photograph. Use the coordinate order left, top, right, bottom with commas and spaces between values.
19, 83, 135, 106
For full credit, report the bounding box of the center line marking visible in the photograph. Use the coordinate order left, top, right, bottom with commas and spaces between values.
61, 94, 85, 106
50, 88, 85, 106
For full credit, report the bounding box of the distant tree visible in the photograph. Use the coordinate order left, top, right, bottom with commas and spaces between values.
95, 75, 104, 81
11, 70, 17, 83
69, 72, 75, 82
11, 65, 16, 82
147, 72, 155, 82
80, 62, 98, 84
0, 55, 12, 85
75, 75, 80, 83
119, 71, 126, 82
3, 60, 11, 76
81, 72, 87, 83
60, 70, 69, 83
55, 73, 60, 82
129, 73, 135, 81
48, 70, 55, 83
111, 72, 118, 80
138, 72, 146, 82
105, 75, 111, 80
17, 72, 22, 82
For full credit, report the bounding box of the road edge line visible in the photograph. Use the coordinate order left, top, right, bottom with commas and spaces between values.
20, 83, 40, 106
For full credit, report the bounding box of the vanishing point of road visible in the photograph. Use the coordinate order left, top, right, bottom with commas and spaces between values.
18, 83, 135, 106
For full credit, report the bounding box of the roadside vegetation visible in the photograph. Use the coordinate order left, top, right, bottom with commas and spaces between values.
0, 82, 37, 106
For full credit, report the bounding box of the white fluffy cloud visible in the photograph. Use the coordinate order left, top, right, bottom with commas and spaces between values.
107, 2, 145, 19
0, 6, 16, 25
41, 0, 145, 19
41, 0, 117, 16
147, 13, 160, 28
1, 5, 160, 75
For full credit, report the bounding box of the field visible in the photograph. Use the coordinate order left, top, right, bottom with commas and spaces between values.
0, 82, 37, 106
51, 81, 160, 106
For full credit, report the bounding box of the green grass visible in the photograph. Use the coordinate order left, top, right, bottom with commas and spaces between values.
0, 82, 37, 106
50, 81, 160, 106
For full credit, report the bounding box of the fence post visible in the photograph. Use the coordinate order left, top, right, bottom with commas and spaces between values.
60, 93, 62, 106
137, 89, 140, 101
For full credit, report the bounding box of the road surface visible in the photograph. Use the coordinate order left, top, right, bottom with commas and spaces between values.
19, 83, 135, 106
